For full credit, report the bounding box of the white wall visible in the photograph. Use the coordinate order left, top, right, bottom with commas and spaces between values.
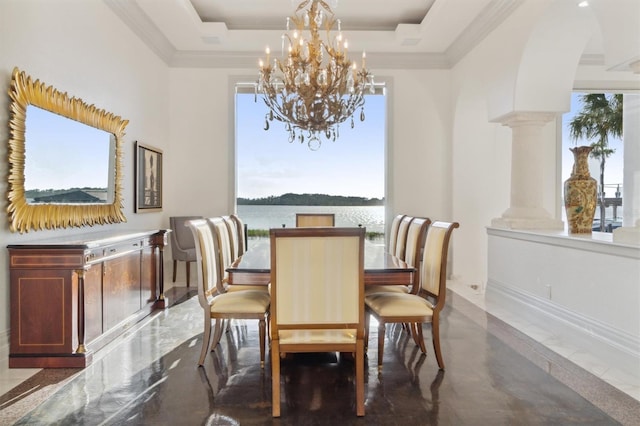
165, 68, 236, 218
0, 0, 170, 340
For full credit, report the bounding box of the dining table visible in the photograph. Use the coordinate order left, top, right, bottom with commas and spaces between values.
226, 239, 415, 287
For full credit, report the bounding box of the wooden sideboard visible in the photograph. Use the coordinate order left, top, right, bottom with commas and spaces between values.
8, 229, 170, 368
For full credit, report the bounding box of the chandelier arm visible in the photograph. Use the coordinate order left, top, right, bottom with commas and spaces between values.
318, 0, 333, 12
296, 0, 312, 13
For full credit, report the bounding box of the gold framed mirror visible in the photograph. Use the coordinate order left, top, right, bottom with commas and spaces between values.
7, 67, 128, 233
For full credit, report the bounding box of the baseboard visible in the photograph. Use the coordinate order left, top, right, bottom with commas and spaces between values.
0, 327, 9, 364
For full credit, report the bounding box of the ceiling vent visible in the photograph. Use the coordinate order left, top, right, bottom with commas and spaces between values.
401, 38, 421, 46
201, 36, 221, 44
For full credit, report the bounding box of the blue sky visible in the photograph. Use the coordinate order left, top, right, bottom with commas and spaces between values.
236, 93, 386, 199
25, 105, 111, 190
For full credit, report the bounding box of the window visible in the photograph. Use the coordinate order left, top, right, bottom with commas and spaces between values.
234, 87, 386, 236
561, 92, 624, 231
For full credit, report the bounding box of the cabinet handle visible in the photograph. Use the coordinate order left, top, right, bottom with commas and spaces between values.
110, 249, 117, 253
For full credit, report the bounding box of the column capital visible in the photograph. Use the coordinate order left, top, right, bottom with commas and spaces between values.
491, 111, 558, 128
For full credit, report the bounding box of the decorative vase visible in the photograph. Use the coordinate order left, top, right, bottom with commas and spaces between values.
564, 146, 597, 233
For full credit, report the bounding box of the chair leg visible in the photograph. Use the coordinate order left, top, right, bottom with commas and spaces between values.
266, 313, 271, 349
259, 317, 266, 368
377, 321, 386, 371
198, 315, 212, 366
409, 323, 421, 349
356, 339, 365, 416
432, 318, 445, 370
211, 319, 224, 351
271, 340, 281, 417
415, 323, 427, 354
185, 261, 190, 287
172, 260, 177, 282
364, 312, 370, 351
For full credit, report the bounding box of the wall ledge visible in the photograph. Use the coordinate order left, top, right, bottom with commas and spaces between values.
486, 226, 640, 259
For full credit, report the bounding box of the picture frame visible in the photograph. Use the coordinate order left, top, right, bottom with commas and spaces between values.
135, 142, 163, 212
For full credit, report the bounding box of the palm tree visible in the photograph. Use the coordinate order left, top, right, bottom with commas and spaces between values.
569, 93, 623, 231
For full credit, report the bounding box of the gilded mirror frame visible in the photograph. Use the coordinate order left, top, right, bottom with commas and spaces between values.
7, 67, 128, 233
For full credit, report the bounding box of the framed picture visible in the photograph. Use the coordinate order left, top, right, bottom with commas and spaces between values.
135, 142, 163, 212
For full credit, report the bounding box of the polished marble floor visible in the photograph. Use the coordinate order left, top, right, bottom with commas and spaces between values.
1, 286, 639, 425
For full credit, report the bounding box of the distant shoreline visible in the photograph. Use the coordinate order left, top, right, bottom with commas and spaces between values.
238, 193, 384, 206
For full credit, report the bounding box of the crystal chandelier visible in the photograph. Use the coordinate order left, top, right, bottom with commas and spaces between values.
257, 0, 375, 150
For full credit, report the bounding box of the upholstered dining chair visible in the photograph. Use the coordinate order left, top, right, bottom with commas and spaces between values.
209, 217, 268, 294
364, 221, 459, 371
169, 215, 203, 286
295, 213, 335, 227
366, 217, 430, 296
230, 214, 247, 255
222, 215, 241, 260
270, 227, 366, 417
387, 214, 406, 255
187, 219, 270, 367
393, 215, 414, 260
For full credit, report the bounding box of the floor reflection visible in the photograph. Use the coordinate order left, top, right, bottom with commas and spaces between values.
7, 294, 635, 426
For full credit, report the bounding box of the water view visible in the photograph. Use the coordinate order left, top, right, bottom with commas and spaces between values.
237, 205, 385, 234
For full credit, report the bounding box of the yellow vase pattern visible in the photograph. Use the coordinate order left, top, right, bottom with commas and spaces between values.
564, 146, 597, 234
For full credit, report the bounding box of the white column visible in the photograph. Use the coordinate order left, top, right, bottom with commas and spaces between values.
613, 89, 640, 244
491, 112, 564, 230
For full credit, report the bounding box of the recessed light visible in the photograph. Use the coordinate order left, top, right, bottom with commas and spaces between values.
578, 1, 589, 7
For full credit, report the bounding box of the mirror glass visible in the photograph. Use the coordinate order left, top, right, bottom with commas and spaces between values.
7, 68, 128, 233
25, 106, 115, 204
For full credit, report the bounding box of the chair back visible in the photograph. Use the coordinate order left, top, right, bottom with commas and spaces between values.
403, 217, 430, 266
403, 217, 431, 292
394, 215, 414, 259
169, 216, 202, 261
222, 215, 240, 259
420, 221, 460, 306
295, 213, 335, 227
270, 227, 364, 332
230, 214, 247, 255
387, 214, 405, 255
209, 217, 234, 293
186, 219, 219, 310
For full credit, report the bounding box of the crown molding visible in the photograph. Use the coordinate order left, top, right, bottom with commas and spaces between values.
445, 0, 524, 66
104, 0, 176, 64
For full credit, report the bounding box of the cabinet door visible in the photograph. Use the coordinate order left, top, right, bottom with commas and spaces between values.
10, 269, 75, 354
103, 251, 141, 330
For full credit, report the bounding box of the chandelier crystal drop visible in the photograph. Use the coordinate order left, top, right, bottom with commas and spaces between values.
257, 0, 374, 150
